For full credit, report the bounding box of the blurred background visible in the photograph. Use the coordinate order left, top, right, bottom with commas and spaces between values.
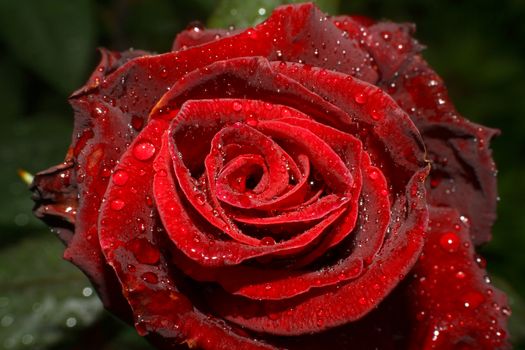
0, 0, 523, 349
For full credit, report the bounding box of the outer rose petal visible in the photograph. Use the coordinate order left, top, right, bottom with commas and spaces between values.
333, 16, 498, 244
31, 161, 77, 244
406, 207, 510, 349
385, 56, 498, 245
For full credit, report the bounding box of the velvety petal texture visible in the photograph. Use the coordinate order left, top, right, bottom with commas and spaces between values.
31, 3, 509, 350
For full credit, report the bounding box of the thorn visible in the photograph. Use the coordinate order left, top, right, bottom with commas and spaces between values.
18, 169, 34, 186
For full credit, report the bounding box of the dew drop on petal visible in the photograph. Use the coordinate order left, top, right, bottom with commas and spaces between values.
113, 170, 129, 186
195, 193, 206, 205
232, 101, 243, 112
92, 104, 108, 118
370, 109, 382, 120
142, 272, 159, 284
133, 141, 156, 161
260, 237, 276, 246
463, 291, 485, 309
110, 199, 125, 211
281, 108, 291, 118
368, 169, 379, 180
439, 232, 460, 252
455, 271, 466, 279
246, 115, 258, 127
129, 239, 161, 265
354, 92, 366, 104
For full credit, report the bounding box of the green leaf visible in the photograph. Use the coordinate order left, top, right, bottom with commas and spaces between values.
0, 0, 95, 94
208, 0, 340, 29
0, 233, 103, 349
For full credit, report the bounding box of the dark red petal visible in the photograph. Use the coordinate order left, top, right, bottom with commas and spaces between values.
169, 155, 389, 301
71, 48, 149, 98
384, 56, 498, 244
205, 167, 428, 335
334, 15, 497, 244
271, 61, 427, 182
263, 285, 412, 349
170, 247, 363, 300
30, 161, 77, 244
172, 27, 240, 51
231, 194, 348, 226
155, 132, 346, 266
98, 119, 276, 350
255, 120, 354, 194
296, 153, 390, 267
406, 207, 510, 349
203, 123, 292, 211
333, 17, 423, 81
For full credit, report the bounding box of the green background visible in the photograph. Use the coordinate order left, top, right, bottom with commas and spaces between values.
0, 0, 523, 349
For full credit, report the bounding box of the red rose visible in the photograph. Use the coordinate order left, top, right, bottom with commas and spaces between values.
31, 3, 510, 349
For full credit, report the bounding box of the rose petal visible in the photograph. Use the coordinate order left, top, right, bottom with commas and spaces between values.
98, 119, 277, 349
384, 56, 499, 244
31, 161, 77, 244
172, 27, 240, 51
155, 132, 347, 266
205, 167, 428, 335
406, 207, 510, 349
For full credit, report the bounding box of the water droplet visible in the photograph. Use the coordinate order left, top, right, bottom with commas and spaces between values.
110, 199, 125, 211
246, 115, 258, 127
133, 141, 156, 161
258, 7, 266, 16
281, 108, 291, 117
455, 271, 466, 279
260, 237, 276, 246
142, 272, 159, 284
368, 169, 379, 180
370, 109, 382, 120
129, 238, 161, 265
113, 170, 129, 186
354, 92, 366, 104
232, 101, 243, 111
463, 291, 485, 309
459, 215, 469, 225
92, 104, 108, 118
475, 254, 487, 268
439, 232, 460, 252
195, 193, 206, 205
358, 297, 367, 305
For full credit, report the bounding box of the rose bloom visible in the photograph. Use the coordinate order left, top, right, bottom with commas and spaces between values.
31, 3, 510, 350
